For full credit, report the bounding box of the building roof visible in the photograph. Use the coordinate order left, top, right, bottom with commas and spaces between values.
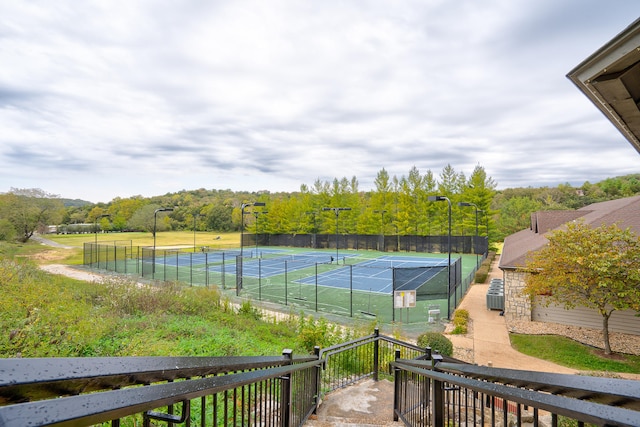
499, 195, 640, 270
567, 18, 640, 153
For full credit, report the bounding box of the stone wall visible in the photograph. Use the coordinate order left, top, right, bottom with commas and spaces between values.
503, 269, 531, 321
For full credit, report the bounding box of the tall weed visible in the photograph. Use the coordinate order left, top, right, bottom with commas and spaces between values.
0, 259, 113, 357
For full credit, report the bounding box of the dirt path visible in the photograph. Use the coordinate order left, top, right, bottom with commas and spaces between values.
31, 234, 74, 249
39, 264, 109, 282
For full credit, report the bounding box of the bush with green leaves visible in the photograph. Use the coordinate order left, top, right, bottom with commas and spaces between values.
474, 266, 488, 283
451, 309, 469, 334
416, 332, 453, 356
295, 314, 349, 353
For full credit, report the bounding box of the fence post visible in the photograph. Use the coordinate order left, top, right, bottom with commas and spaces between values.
373, 328, 380, 382
432, 353, 444, 427
280, 349, 293, 427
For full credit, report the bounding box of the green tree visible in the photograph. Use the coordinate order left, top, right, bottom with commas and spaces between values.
127, 205, 173, 236
524, 222, 640, 354
0, 188, 64, 242
371, 168, 394, 234
496, 196, 542, 239
202, 203, 233, 231
107, 197, 146, 231
0, 218, 16, 241
459, 165, 496, 237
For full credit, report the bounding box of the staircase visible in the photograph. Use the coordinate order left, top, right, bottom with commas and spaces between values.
304, 379, 403, 426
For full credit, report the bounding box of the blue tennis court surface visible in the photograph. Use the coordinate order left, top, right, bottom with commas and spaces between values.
206, 251, 335, 276
296, 255, 448, 294
158, 250, 241, 267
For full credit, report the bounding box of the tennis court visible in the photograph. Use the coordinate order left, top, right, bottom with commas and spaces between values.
85, 241, 480, 324
229, 251, 335, 277
293, 255, 448, 294
235, 250, 462, 323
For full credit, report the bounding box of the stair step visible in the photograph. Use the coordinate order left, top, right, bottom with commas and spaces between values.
305, 379, 400, 426
305, 414, 403, 426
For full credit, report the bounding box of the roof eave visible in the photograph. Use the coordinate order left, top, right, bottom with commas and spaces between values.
567, 18, 640, 154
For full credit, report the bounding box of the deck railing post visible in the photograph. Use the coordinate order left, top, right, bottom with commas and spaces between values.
313, 346, 321, 415
280, 349, 293, 427
432, 353, 445, 427
373, 328, 380, 381
393, 349, 401, 422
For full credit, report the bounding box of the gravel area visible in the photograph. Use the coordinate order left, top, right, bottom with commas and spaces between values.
507, 319, 640, 356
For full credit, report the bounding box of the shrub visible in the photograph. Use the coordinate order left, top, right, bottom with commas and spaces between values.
451, 325, 467, 334
296, 315, 345, 353
474, 266, 488, 283
453, 309, 469, 322
237, 299, 262, 320
416, 332, 453, 356
451, 309, 469, 335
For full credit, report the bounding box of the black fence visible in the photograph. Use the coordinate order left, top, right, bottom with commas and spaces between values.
391, 356, 640, 427
0, 350, 320, 426
83, 241, 140, 274
318, 329, 432, 396
246, 233, 488, 255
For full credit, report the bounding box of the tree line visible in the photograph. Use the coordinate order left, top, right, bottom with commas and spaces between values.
1, 166, 639, 244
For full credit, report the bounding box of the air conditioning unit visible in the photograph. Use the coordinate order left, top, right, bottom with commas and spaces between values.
486, 291, 504, 310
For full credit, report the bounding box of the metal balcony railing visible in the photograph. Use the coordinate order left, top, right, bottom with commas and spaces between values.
1, 329, 639, 426
391, 353, 640, 427
0, 350, 321, 426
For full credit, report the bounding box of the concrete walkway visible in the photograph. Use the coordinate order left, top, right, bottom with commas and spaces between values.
448, 263, 576, 373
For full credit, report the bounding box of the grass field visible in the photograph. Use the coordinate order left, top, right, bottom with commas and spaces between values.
510, 334, 640, 373
46, 230, 241, 249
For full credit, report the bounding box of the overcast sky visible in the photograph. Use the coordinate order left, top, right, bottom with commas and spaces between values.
1, 1, 639, 203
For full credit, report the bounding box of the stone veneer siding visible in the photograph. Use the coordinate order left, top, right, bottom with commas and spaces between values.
503, 269, 531, 321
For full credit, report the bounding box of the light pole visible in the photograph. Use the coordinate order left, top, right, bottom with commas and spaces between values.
323, 207, 351, 263
428, 196, 452, 319
94, 214, 110, 244
153, 207, 174, 274
241, 202, 265, 257
459, 202, 480, 267
253, 210, 268, 257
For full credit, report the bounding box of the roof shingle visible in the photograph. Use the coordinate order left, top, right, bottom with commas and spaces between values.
499, 195, 640, 270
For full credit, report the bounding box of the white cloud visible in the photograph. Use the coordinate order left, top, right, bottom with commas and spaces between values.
0, 0, 639, 202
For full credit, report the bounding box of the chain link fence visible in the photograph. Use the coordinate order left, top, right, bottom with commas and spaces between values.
84, 235, 480, 323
